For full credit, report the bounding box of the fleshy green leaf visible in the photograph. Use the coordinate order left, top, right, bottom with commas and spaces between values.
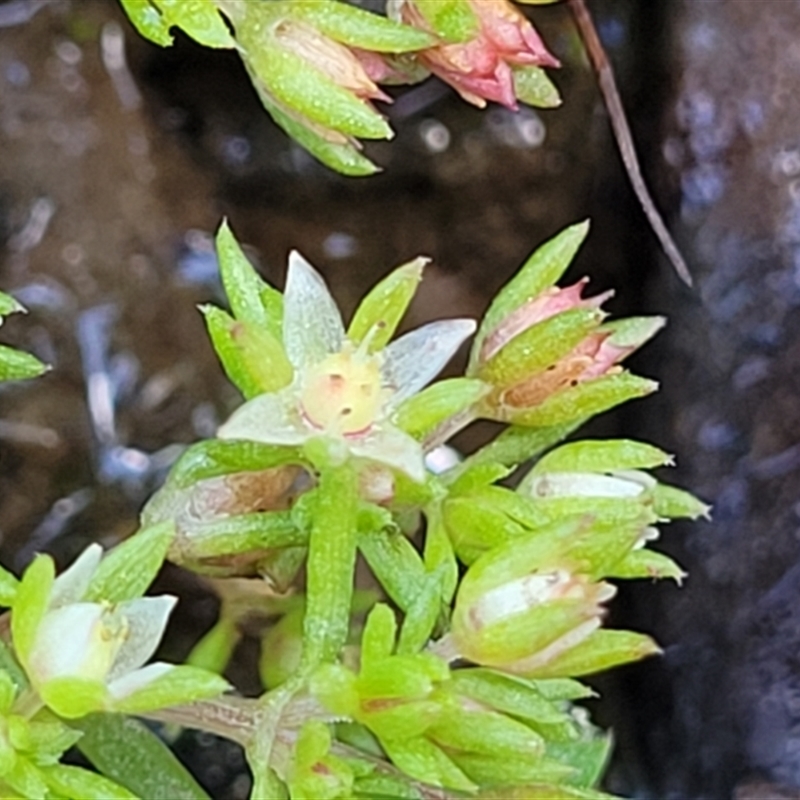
311, 663, 360, 718
463, 420, 583, 469
652, 483, 711, 520
610, 548, 686, 582
246, 64, 380, 176
396, 570, 446, 654
358, 528, 430, 614
443, 493, 529, 563
0, 292, 24, 317
446, 462, 512, 495
111, 665, 230, 714
156, 438, 305, 492
0, 564, 19, 607
513, 65, 561, 108
187, 616, 240, 675
477, 307, 604, 388
11, 555, 55, 665
508, 373, 658, 428
0, 640, 27, 694
242, 31, 392, 140
531, 678, 594, 701
39, 676, 108, 719
41, 764, 139, 800
477, 782, 616, 799
119, 0, 173, 46
354, 773, 423, 799
152, 0, 234, 48
259, 609, 304, 689
471, 222, 590, 370
428, 704, 545, 759
201, 305, 293, 397
0, 672, 15, 715
600, 315, 666, 350
170, 512, 307, 562
452, 752, 573, 788
450, 669, 571, 727
26, 720, 82, 764
531, 439, 673, 475
394, 378, 488, 441
361, 604, 397, 669
76, 713, 211, 800
289, 0, 435, 52
422, 506, 458, 605
381, 736, 475, 792
85, 521, 174, 603
302, 466, 359, 666
524, 629, 661, 679
414, 0, 478, 43
215, 220, 284, 338
4, 756, 49, 799
548, 735, 613, 789
0, 345, 48, 381
348, 258, 425, 350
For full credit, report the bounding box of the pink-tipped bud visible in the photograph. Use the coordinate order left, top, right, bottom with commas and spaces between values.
397, 0, 559, 109
481, 279, 613, 364
275, 19, 391, 103
448, 567, 616, 674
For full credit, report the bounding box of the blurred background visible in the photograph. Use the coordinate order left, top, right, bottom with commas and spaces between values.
1, 1, 800, 797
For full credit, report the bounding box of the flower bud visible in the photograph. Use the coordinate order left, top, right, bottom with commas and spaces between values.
477, 279, 663, 427
394, 0, 559, 109
443, 534, 617, 677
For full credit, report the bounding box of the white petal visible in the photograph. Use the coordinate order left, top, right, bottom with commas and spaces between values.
351, 425, 426, 482
108, 662, 174, 700
476, 571, 571, 627
381, 319, 476, 407
107, 595, 177, 682
611, 469, 657, 489
283, 251, 345, 370
522, 472, 645, 499
50, 544, 103, 608
217, 391, 308, 445
425, 445, 463, 475
28, 603, 105, 682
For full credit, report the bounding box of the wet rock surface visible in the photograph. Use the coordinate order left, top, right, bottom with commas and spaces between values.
610, 1, 800, 797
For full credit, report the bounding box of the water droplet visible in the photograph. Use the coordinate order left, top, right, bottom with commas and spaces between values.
221, 135, 251, 166
419, 119, 450, 153
322, 232, 358, 260
55, 40, 82, 66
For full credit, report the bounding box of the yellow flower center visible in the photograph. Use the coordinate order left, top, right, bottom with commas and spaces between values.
300, 348, 384, 436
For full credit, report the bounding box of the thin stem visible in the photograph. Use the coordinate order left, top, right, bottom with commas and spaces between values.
142, 696, 258, 747
12, 687, 43, 719
300, 465, 359, 669
568, 0, 693, 286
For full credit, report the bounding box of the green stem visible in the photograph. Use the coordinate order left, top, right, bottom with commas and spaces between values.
143, 696, 257, 747
12, 687, 43, 719
300, 465, 359, 669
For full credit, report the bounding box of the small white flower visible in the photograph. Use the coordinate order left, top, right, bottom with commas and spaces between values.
24, 545, 177, 707
218, 252, 476, 482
